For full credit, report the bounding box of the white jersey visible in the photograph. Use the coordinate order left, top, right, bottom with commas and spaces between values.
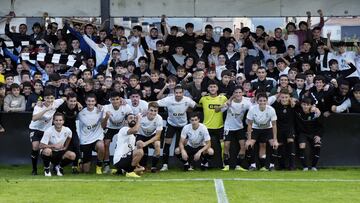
119, 47, 134, 62
103, 104, 132, 129
336, 51, 356, 71
138, 114, 163, 137
113, 126, 136, 165
40, 126, 72, 151
246, 104, 277, 129
28, 99, 64, 131
157, 96, 196, 127
181, 123, 211, 148
125, 99, 148, 115
145, 35, 160, 51
78, 107, 104, 145
222, 98, 252, 131
128, 36, 146, 66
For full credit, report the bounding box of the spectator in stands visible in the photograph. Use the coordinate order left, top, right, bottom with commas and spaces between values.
3, 83, 25, 112
332, 83, 360, 113
0, 84, 5, 133
4, 15, 30, 47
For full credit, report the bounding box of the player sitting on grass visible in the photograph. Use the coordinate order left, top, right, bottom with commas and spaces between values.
39, 113, 76, 176
175, 112, 214, 171
113, 113, 145, 178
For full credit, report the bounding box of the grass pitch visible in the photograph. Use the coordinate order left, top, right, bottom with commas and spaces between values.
0, 165, 359, 203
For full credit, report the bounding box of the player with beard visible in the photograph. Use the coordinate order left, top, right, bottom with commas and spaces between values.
157, 85, 196, 171
113, 113, 145, 178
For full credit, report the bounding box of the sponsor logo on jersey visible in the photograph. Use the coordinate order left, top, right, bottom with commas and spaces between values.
208, 104, 221, 109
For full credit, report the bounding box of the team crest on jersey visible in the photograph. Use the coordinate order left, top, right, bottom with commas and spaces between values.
283, 109, 287, 113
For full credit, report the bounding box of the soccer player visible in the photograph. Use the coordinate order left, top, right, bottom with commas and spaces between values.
78, 93, 105, 174
125, 89, 148, 115
246, 93, 278, 171
220, 86, 252, 171
113, 113, 145, 178
295, 97, 322, 171
271, 89, 296, 170
101, 91, 132, 173
175, 112, 214, 171
198, 80, 227, 168
39, 113, 75, 176
28, 89, 64, 175
56, 92, 83, 174
157, 85, 197, 171
137, 102, 163, 172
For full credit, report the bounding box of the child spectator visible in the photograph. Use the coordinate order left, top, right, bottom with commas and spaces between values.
4, 83, 26, 112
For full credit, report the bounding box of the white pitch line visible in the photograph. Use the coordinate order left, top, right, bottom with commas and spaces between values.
214, 179, 229, 203
3, 178, 360, 183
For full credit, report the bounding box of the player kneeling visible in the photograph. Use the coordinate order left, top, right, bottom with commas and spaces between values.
175, 112, 214, 171
39, 113, 76, 176
113, 113, 145, 178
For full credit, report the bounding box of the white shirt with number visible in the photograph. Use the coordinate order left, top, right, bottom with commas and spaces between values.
125, 99, 148, 115
113, 126, 136, 165
40, 126, 72, 151
222, 98, 252, 131
78, 107, 104, 145
246, 104, 277, 129
29, 99, 64, 131
157, 96, 196, 127
103, 104, 132, 129
181, 123, 211, 148
138, 114, 163, 137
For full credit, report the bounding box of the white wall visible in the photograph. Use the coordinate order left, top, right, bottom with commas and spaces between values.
1, 0, 359, 17
110, 0, 360, 17
322, 25, 342, 41
0, 18, 26, 35
0, 0, 101, 17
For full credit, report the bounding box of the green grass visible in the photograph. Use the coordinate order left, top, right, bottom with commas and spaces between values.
0, 165, 360, 203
